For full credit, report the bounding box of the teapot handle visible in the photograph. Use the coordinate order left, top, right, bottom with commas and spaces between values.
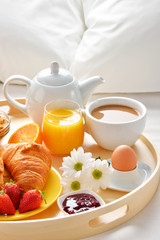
3, 75, 31, 114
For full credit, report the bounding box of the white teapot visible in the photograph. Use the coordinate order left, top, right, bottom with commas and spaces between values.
3, 62, 104, 126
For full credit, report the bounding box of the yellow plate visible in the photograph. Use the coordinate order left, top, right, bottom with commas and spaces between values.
0, 167, 62, 221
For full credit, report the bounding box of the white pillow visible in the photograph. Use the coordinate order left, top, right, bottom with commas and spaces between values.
0, 0, 85, 82
71, 0, 160, 93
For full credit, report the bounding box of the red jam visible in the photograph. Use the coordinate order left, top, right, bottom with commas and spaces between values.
62, 193, 101, 214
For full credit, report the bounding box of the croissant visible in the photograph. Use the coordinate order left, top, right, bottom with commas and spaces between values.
0, 155, 4, 187
0, 143, 52, 192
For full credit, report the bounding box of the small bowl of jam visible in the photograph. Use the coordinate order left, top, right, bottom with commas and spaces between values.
0, 111, 10, 140
57, 189, 105, 215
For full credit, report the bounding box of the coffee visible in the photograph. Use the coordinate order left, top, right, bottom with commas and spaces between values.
91, 104, 140, 123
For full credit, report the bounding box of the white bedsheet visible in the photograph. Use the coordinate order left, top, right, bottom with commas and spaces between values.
0, 83, 160, 240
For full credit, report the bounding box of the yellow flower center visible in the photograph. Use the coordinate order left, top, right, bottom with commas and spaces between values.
92, 169, 102, 179
71, 181, 81, 190
74, 162, 83, 171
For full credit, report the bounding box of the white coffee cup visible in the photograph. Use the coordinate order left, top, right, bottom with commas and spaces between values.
83, 97, 147, 151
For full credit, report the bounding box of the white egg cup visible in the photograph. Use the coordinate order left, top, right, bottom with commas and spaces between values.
108, 160, 152, 192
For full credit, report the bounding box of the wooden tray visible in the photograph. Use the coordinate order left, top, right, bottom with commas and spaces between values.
0, 99, 160, 240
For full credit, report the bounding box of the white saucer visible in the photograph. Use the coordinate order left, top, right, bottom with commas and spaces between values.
107, 159, 152, 192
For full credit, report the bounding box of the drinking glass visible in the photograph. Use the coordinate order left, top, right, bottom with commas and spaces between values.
42, 100, 84, 155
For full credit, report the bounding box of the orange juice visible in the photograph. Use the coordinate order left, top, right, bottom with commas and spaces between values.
42, 108, 84, 155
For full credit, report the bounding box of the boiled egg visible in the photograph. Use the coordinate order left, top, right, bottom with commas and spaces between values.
111, 145, 137, 171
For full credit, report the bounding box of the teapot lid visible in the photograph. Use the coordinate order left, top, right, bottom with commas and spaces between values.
36, 62, 73, 86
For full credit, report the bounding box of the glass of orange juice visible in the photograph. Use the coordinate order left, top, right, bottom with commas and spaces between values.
42, 100, 84, 155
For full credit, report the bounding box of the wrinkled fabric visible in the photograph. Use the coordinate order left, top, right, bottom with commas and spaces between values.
0, 0, 160, 93
0, 0, 85, 81
71, 0, 160, 92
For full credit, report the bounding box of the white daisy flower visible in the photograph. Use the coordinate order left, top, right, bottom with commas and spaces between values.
89, 159, 111, 190
61, 175, 88, 193
60, 147, 94, 178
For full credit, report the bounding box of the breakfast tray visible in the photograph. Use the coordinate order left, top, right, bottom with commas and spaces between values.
0, 99, 160, 240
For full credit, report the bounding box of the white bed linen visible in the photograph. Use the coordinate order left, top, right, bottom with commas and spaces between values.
0, 83, 160, 240
0, 0, 85, 82
1, 0, 160, 94
71, 0, 160, 93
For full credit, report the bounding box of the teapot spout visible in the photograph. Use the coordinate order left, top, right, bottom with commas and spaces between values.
79, 76, 105, 106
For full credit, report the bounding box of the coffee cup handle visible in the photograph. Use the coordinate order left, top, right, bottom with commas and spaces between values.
81, 108, 90, 134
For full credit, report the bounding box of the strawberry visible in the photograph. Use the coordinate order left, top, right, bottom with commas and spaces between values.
0, 188, 15, 215
19, 188, 46, 213
4, 179, 21, 209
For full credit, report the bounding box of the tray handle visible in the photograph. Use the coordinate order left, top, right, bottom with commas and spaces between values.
86, 198, 132, 233
89, 204, 129, 229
